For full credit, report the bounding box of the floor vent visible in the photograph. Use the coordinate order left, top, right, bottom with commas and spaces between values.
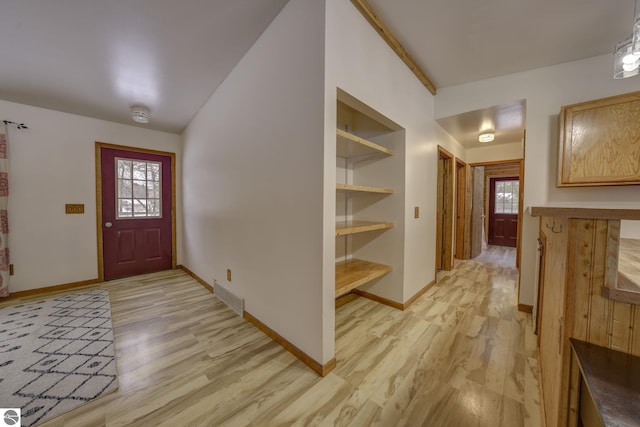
213, 280, 244, 316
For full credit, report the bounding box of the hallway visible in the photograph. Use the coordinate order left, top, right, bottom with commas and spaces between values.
331, 247, 539, 426
473, 244, 517, 268
4, 248, 540, 426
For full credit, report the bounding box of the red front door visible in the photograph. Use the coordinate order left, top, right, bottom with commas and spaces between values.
488, 177, 518, 247
100, 147, 173, 280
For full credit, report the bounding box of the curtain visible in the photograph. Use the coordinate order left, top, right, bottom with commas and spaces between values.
0, 124, 9, 297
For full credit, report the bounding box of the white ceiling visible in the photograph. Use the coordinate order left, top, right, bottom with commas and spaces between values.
369, 0, 633, 89
0, 0, 289, 134
436, 100, 526, 149
368, 0, 634, 148
0, 0, 635, 135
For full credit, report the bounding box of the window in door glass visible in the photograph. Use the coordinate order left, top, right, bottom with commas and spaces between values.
494, 180, 519, 214
116, 159, 162, 218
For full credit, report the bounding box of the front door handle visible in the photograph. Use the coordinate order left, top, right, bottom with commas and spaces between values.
105, 222, 113, 228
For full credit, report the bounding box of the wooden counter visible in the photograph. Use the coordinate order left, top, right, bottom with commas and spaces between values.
531, 206, 640, 305
531, 206, 640, 427
530, 206, 640, 220
571, 339, 640, 427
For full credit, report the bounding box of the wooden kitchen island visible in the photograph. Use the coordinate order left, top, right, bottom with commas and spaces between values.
531, 207, 640, 427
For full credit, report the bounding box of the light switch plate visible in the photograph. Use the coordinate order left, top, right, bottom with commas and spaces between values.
65, 204, 84, 214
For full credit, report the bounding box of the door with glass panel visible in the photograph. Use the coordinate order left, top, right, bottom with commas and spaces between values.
99, 146, 174, 280
488, 177, 519, 247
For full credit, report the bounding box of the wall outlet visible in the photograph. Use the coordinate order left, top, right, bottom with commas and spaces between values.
9, 264, 13, 276
414, 207, 419, 218
227, 269, 232, 282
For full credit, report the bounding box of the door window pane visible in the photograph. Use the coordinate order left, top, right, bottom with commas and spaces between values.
132, 161, 147, 180
118, 180, 132, 198
148, 182, 160, 198
118, 160, 132, 179
116, 158, 162, 219
494, 179, 519, 214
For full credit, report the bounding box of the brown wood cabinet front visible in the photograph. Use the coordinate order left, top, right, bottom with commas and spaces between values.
558, 91, 640, 187
538, 217, 569, 427
532, 208, 640, 427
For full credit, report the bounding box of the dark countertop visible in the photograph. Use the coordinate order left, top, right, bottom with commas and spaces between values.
571, 339, 640, 427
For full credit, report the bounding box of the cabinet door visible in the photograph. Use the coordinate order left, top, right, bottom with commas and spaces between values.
558, 91, 640, 187
538, 217, 569, 426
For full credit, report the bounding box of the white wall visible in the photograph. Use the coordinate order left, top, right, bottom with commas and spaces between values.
435, 54, 640, 306
181, 0, 327, 363
621, 220, 640, 239
0, 100, 181, 292
324, 0, 465, 328
465, 141, 523, 164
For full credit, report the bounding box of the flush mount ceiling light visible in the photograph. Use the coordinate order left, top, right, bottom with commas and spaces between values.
614, 0, 640, 79
130, 105, 150, 124
478, 131, 495, 143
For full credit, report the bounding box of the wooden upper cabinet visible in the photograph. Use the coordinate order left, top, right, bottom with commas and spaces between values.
558, 91, 640, 187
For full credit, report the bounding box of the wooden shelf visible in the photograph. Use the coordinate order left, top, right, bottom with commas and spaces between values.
336, 129, 394, 159
336, 183, 394, 194
336, 220, 393, 236
335, 258, 392, 298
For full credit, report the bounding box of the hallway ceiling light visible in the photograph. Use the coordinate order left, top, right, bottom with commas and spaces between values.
478, 132, 495, 143
614, 0, 640, 78
614, 37, 640, 78
130, 105, 150, 124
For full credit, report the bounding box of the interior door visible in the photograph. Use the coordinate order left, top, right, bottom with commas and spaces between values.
100, 147, 173, 280
488, 177, 518, 247
436, 157, 444, 270
435, 148, 454, 271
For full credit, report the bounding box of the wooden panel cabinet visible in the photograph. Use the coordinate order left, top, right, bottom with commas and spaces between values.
537, 216, 569, 426
531, 207, 640, 427
558, 91, 640, 187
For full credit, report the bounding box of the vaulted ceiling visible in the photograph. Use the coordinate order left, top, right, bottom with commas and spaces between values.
0, 0, 634, 134
370, 0, 632, 89
0, 0, 289, 133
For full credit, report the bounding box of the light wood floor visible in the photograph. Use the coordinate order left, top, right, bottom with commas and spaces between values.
2, 250, 541, 426
473, 245, 516, 268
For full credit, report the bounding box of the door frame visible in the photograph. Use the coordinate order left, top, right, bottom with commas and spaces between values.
436, 146, 455, 272
470, 159, 524, 267
535, 231, 546, 340
95, 142, 177, 282
455, 158, 468, 260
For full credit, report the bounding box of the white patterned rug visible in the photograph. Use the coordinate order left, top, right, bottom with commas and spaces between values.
0, 289, 118, 426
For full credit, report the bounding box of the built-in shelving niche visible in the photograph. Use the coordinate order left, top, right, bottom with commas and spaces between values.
335, 89, 405, 303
